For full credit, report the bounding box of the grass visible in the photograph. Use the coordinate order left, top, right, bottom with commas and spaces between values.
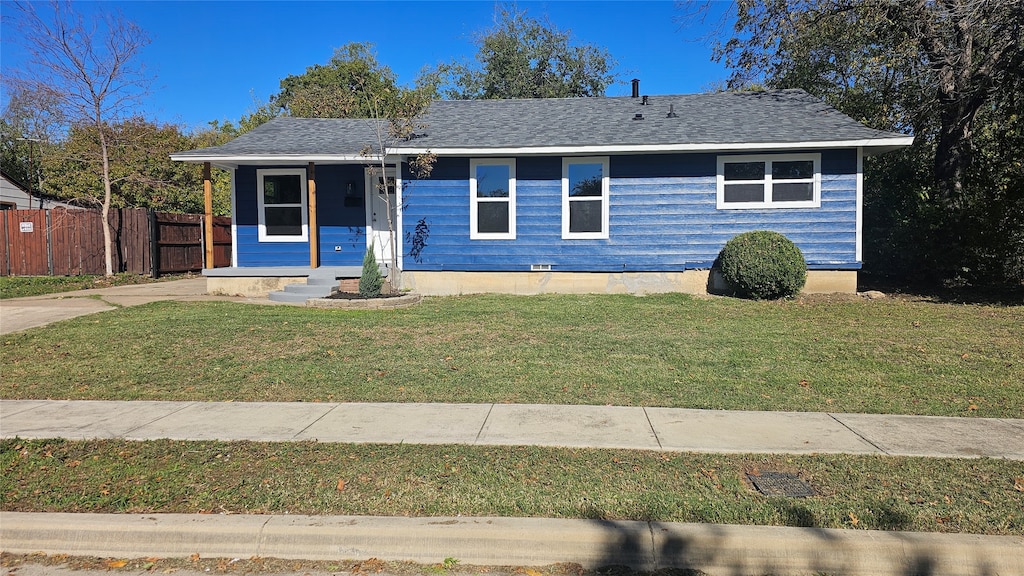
0, 273, 181, 299
2, 438, 1022, 535
2, 294, 1022, 417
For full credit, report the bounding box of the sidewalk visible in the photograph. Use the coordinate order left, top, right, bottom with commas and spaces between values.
3, 400, 1023, 575
2, 399, 1022, 459
0, 278, 271, 334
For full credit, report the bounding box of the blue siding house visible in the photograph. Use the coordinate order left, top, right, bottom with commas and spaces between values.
171, 89, 912, 300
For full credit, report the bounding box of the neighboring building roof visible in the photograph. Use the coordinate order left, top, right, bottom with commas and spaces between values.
172, 89, 913, 166
1, 169, 85, 210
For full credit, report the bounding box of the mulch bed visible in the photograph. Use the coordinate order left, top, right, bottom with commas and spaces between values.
326, 291, 405, 300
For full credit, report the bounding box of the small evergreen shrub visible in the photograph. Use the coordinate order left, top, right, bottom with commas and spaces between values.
717, 231, 807, 299
358, 245, 383, 297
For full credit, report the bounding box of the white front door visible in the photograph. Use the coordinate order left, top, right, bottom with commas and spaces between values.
365, 167, 397, 267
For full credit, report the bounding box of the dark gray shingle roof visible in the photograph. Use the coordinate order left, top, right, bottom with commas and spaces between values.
172, 89, 911, 160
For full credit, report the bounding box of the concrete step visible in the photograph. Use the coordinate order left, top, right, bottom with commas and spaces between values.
305, 275, 342, 286
281, 283, 336, 296
267, 291, 313, 303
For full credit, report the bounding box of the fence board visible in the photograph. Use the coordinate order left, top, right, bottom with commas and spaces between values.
1, 208, 231, 277
213, 216, 232, 268
155, 212, 204, 273
5, 210, 49, 275
0, 212, 9, 276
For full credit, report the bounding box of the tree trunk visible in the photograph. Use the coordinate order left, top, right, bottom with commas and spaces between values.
99, 125, 114, 277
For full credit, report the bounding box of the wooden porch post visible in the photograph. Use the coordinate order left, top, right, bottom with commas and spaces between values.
308, 162, 318, 268
203, 162, 214, 269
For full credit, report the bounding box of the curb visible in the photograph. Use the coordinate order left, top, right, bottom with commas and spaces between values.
2, 512, 1022, 576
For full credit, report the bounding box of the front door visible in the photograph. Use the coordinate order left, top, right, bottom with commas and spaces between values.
365, 167, 397, 268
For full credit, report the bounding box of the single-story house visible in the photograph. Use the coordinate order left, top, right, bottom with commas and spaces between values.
171, 88, 913, 300
1, 169, 80, 210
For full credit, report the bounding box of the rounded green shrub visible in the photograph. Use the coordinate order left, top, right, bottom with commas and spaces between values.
717, 231, 807, 299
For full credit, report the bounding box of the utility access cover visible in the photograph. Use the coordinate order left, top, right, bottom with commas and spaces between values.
747, 471, 815, 497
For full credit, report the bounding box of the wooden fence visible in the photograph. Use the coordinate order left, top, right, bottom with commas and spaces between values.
0, 207, 231, 277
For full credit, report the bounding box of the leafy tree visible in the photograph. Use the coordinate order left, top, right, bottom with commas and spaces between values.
687, 0, 1024, 285
427, 4, 619, 99
205, 93, 280, 137
0, 87, 65, 199
274, 42, 414, 118
40, 118, 230, 215
5, 0, 151, 276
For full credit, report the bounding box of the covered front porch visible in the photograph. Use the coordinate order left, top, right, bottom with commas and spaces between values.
203, 264, 391, 301
191, 158, 400, 300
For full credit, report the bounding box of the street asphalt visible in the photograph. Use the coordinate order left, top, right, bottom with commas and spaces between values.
1, 278, 1022, 575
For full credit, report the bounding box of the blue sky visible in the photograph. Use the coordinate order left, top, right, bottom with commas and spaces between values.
1, 1, 733, 133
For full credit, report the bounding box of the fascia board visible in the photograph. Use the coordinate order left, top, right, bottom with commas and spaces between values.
394, 136, 915, 156
168, 154, 383, 164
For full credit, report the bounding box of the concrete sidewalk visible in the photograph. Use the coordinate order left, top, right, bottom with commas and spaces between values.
2, 400, 1023, 575
0, 278, 269, 334
2, 399, 1022, 459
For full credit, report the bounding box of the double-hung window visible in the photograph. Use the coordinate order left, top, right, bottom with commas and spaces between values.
257, 168, 308, 241
717, 154, 821, 209
470, 159, 515, 239
562, 156, 609, 239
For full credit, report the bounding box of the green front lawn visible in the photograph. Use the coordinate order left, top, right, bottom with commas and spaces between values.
0, 274, 176, 299
2, 439, 1021, 535
2, 294, 1021, 417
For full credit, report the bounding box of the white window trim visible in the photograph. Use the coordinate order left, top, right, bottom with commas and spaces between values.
717, 153, 821, 209
257, 168, 308, 242
470, 158, 516, 240
562, 156, 610, 240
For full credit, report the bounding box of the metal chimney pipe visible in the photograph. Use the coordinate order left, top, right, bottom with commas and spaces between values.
631, 78, 640, 98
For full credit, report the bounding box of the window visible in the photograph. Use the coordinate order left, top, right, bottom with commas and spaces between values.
717, 154, 821, 209
257, 168, 308, 241
470, 159, 515, 239
562, 157, 609, 239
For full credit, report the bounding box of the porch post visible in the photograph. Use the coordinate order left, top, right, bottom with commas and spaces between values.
308, 162, 318, 268
203, 162, 214, 269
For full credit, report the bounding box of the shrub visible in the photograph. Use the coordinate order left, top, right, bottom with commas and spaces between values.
717, 231, 807, 299
358, 245, 383, 297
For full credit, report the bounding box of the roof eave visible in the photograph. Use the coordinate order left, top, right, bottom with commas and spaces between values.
168, 153, 384, 169
394, 136, 916, 156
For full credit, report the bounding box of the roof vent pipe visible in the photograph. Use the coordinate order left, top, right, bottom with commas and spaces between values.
642, 95, 649, 106
667, 104, 678, 118
631, 78, 640, 98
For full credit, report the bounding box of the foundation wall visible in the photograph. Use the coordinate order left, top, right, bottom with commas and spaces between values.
206, 276, 306, 297
402, 270, 858, 296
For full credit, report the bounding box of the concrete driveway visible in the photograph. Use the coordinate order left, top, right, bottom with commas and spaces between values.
0, 278, 253, 334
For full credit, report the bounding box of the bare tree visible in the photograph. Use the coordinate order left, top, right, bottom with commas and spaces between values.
359, 82, 435, 290
6, 0, 150, 276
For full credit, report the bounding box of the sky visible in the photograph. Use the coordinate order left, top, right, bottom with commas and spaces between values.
1, 1, 733, 134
